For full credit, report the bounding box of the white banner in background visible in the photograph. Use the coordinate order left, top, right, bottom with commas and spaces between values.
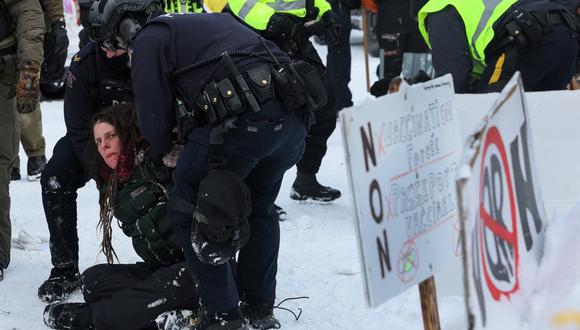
340, 75, 462, 307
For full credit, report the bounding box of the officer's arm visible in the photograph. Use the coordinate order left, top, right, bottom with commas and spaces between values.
64, 51, 99, 165
131, 25, 175, 157
39, 0, 64, 24
228, 0, 276, 30
426, 6, 472, 93
7, 0, 45, 65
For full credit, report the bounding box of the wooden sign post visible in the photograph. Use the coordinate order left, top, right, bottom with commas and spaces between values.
419, 276, 441, 330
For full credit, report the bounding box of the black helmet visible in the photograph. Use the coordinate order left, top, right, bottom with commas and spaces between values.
88, 0, 163, 50
191, 169, 251, 266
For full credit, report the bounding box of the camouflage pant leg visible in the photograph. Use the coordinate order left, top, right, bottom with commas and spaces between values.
0, 77, 19, 269
14, 102, 45, 168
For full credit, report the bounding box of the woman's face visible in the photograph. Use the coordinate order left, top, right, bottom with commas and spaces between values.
94, 121, 122, 170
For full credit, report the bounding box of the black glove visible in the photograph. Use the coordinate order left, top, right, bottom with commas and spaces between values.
321, 11, 342, 47
267, 14, 308, 47
42, 19, 69, 83
50, 19, 69, 55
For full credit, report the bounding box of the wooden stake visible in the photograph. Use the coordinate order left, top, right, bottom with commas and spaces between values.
361, 7, 371, 93
419, 276, 441, 330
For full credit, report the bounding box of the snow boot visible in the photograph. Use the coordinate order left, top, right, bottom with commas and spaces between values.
27, 155, 46, 181
0, 269, 3, 281
38, 266, 81, 303
43, 302, 94, 329
240, 302, 280, 330
290, 173, 341, 202
155, 309, 196, 330
273, 204, 287, 221
193, 308, 248, 330
10, 167, 20, 181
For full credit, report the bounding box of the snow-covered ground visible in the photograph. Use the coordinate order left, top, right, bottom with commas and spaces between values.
2, 30, 579, 330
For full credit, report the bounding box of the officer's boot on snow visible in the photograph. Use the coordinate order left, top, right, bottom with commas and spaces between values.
27, 155, 47, 181
193, 308, 248, 330
240, 302, 280, 330
290, 173, 341, 202
38, 266, 81, 303
43, 302, 94, 330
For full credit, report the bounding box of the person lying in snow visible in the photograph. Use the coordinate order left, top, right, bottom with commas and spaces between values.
43, 103, 198, 330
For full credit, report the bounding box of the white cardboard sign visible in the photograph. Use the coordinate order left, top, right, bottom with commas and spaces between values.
340, 75, 462, 307
457, 74, 547, 328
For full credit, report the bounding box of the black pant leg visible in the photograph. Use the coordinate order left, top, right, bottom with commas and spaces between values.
81, 263, 153, 303
326, 2, 353, 111
296, 96, 337, 175
40, 134, 89, 269
91, 262, 197, 330
295, 43, 338, 175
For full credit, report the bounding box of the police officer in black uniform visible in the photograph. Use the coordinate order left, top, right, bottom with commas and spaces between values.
37, 18, 133, 302
90, 0, 310, 329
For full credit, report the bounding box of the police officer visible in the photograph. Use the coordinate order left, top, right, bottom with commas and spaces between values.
11, 0, 69, 182
77, 0, 204, 48
369, 0, 430, 97
418, 0, 579, 93
91, 0, 309, 328
0, 0, 45, 280
228, 0, 343, 202
37, 17, 133, 302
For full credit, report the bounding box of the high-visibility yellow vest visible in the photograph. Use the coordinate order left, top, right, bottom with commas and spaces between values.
418, 0, 518, 66
228, 0, 331, 31
164, 0, 203, 13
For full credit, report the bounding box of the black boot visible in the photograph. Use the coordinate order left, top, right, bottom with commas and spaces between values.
193, 308, 248, 330
43, 302, 94, 329
27, 155, 47, 181
10, 167, 20, 181
240, 302, 280, 330
38, 266, 81, 303
290, 173, 341, 202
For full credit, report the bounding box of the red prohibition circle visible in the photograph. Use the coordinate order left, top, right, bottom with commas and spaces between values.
478, 126, 519, 301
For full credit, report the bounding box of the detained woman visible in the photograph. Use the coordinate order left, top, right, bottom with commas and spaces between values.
43, 104, 197, 330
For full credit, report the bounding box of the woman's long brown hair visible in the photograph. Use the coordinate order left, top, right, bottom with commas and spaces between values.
89, 103, 142, 264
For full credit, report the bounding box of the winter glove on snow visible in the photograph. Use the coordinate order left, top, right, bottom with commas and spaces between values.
16, 60, 41, 114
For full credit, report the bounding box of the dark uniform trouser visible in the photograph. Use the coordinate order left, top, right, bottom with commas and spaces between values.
295, 42, 338, 176
0, 60, 19, 269
14, 105, 46, 169
40, 134, 88, 268
82, 262, 197, 330
170, 100, 306, 313
477, 24, 579, 92
326, 1, 353, 111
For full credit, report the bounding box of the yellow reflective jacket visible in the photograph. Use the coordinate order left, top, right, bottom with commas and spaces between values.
418, 0, 518, 66
228, 0, 332, 31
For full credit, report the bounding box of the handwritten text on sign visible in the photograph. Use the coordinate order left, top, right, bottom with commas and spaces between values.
341, 75, 462, 307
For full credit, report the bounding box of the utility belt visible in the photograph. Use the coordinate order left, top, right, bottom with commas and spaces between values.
489, 8, 578, 56
175, 47, 327, 137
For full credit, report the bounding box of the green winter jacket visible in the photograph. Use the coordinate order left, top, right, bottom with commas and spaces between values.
104, 156, 184, 269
